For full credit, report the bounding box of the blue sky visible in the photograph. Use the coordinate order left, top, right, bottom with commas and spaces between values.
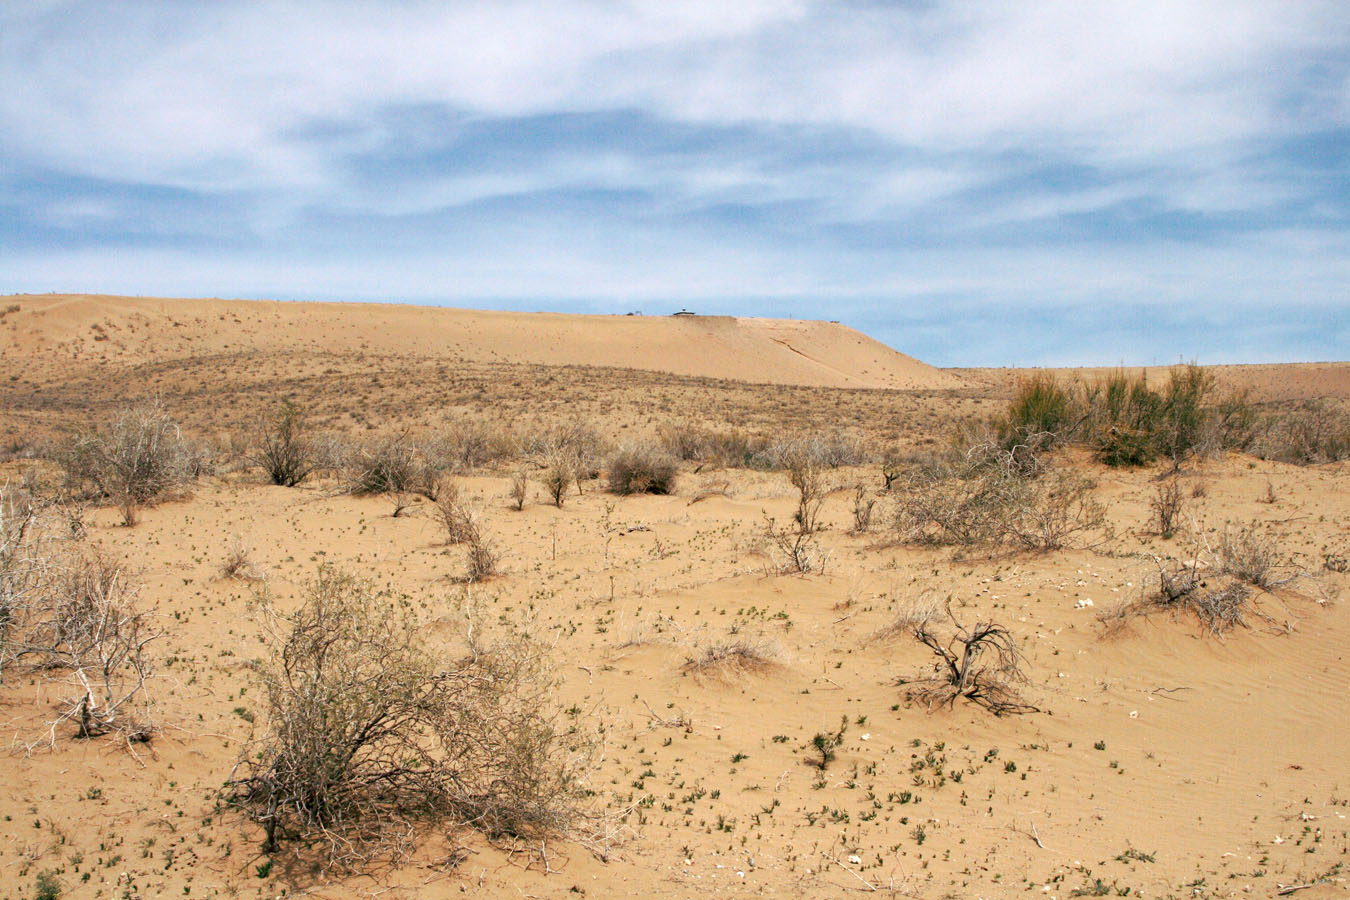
3, 1, 1348, 366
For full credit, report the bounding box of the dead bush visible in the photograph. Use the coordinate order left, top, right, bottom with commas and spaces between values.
1, 494, 43, 681
434, 481, 475, 544
541, 458, 571, 507
607, 444, 678, 495
898, 607, 1037, 715
1251, 401, 1350, 464
253, 400, 315, 487
224, 567, 591, 867
6, 549, 159, 748
221, 534, 265, 581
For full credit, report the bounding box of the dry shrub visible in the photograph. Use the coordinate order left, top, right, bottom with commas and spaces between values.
253, 400, 315, 487
775, 440, 826, 534
682, 639, 778, 680
542, 451, 576, 508
426, 419, 519, 471
225, 567, 591, 867
436, 487, 498, 580
1250, 401, 1350, 464
1103, 531, 1292, 638
434, 481, 475, 544
221, 534, 265, 581
60, 399, 190, 524
1, 494, 43, 680
345, 433, 442, 499
1151, 478, 1183, 538
607, 444, 678, 495
850, 484, 876, 534
657, 424, 768, 468
1218, 522, 1283, 588
509, 470, 528, 510
3, 543, 159, 747
892, 443, 1103, 553
898, 607, 1037, 715
761, 514, 827, 575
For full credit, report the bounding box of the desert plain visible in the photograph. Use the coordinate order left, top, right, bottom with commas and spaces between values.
1, 294, 1348, 900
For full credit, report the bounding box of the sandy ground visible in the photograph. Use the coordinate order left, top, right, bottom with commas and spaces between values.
1, 296, 1347, 900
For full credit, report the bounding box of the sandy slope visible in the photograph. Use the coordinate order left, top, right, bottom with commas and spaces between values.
1, 294, 958, 390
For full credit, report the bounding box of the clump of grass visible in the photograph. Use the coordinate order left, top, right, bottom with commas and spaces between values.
221, 535, 265, 582
682, 639, 778, 680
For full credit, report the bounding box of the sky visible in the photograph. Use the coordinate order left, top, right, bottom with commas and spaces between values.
2, 1, 1348, 367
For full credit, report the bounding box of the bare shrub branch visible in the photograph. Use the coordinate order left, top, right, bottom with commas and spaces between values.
898, 605, 1037, 715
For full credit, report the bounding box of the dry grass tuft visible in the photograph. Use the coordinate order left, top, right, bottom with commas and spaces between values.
681, 639, 779, 680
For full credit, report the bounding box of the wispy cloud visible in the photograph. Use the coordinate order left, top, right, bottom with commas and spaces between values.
2, 1, 1347, 365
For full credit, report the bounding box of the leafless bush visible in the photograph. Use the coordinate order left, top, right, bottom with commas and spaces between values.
509, 470, 528, 510
542, 450, 576, 508
682, 639, 779, 680
1151, 479, 1183, 538
224, 567, 592, 867
1007, 470, 1105, 551
898, 607, 1037, 715
1250, 401, 1350, 464
761, 514, 827, 575
7, 550, 159, 748
851, 484, 876, 534
61, 399, 190, 524
464, 522, 499, 583
780, 442, 826, 534
1, 494, 44, 681
892, 443, 1102, 553
253, 400, 315, 487
607, 444, 678, 495
1103, 544, 1287, 638
434, 481, 474, 543
345, 433, 442, 499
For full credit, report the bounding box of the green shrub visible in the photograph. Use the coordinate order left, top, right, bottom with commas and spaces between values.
1000, 373, 1078, 448
253, 400, 314, 487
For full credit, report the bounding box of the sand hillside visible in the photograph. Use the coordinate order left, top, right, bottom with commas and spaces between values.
2, 293, 958, 391
1, 295, 1347, 900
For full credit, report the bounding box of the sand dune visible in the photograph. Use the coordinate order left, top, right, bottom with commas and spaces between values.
2, 294, 959, 390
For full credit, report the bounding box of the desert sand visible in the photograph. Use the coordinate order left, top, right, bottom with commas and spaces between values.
1, 295, 1346, 900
